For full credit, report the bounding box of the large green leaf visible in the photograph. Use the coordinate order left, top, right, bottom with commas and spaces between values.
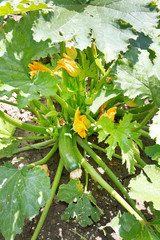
0, 118, 18, 158
0, 118, 15, 138
0, 82, 15, 98
0, 0, 53, 15
89, 88, 120, 114
145, 144, 160, 164
149, 109, 160, 144
57, 179, 102, 227
0, 140, 18, 159
115, 50, 160, 106
0, 165, 51, 240
129, 165, 160, 211
0, 14, 57, 108
106, 212, 160, 240
32, 0, 158, 61
97, 113, 142, 174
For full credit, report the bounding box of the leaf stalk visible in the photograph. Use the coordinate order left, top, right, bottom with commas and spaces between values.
31, 159, 63, 240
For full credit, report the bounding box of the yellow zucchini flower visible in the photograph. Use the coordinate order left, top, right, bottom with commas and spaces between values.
125, 99, 138, 107
66, 46, 77, 60
73, 107, 91, 138
28, 61, 53, 79
53, 53, 80, 77
100, 107, 117, 121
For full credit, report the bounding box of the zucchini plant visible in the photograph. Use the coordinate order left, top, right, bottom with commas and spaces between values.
0, 1, 160, 240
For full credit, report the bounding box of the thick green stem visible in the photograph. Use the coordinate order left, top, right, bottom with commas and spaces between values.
88, 141, 122, 160
138, 129, 151, 139
31, 159, 63, 240
32, 99, 48, 114
74, 139, 144, 222
134, 154, 146, 168
77, 137, 144, 219
128, 102, 155, 114
88, 141, 142, 169
47, 97, 55, 112
142, 126, 149, 131
16, 136, 49, 140
117, 108, 152, 121
134, 106, 158, 131
96, 68, 111, 91
53, 94, 75, 116
132, 111, 152, 121
84, 151, 89, 191
0, 110, 48, 134
0, 139, 54, 159
27, 142, 58, 169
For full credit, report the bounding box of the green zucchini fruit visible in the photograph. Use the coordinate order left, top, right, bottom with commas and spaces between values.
58, 125, 81, 173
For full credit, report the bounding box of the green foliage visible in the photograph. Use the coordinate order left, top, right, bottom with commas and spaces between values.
0, 1, 159, 239
129, 165, 160, 211
0, 0, 53, 16
0, 118, 18, 158
106, 212, 160, 240
0, 118, 15, 138
0, 82, 15, 98
97, 113, 142, 174
0, 14, 57, 108
0, 139, 18, 159
115, 50, 160, 106
0, 165, 51, 240
57, 179, 102, 227
149, 110, 160, 145
89, 89, 120, 114
149, 203, 160, 235
145, 144, 160, 163
32, 0, 158, 61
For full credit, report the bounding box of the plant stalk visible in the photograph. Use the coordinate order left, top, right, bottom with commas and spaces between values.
27, 141, 58, 169
18, 139, 54, 150
88, 141, 122, 160
1, 139, 54, 158
128, 102, 155, 114
0, 110, 48, 134
16, 136, 50, 140
31, 159, 63, 240
53, 94, 75, 116
74, 139, 144, 222
133, 106, 158, 132
96, 68, 111, 91
138, 129, 151, 139
77, 137, 145, 219
134, 154, 146, 168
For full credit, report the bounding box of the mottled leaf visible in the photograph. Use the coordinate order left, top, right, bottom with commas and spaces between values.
115, 50, 160, 106
97, 113, 142, 174
129, 165, 160, 211
32, 0, 158, 61
0, 0, 53, 16
149, 109, 160, 145
0, 166, 51, 240
0, 14, 57, 108
57, 179, 102, 227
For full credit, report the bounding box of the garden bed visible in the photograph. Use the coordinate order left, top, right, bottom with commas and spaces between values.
0, 98, 153, 240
